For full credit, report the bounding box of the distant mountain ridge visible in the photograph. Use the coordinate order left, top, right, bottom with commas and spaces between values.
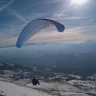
0, 40, 96, 74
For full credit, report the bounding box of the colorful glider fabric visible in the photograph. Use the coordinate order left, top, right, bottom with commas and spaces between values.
16, 19, 65, 48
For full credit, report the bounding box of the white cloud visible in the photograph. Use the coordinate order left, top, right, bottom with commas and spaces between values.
7, 8, 27, 23
34, 0, 63, 5
0, 37, 17, 47
24, 12, 50, 22
23, 25, 96, 44
0, 0, 15, 12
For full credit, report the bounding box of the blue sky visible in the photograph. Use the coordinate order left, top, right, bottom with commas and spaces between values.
0, 0, 96, 46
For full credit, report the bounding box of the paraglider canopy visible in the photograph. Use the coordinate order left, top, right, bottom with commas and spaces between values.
16, 19, 65, 48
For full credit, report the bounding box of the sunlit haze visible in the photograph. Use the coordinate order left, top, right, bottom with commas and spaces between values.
71, 0, 87, 4
0, 0, 96, 47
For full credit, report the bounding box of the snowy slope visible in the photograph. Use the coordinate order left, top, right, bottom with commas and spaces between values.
26, 81, 89, 96
0, 79, 91, 96
0, 81, 51, 96
68, 80, 96, 94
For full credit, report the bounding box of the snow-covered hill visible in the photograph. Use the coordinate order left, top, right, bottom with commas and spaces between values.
0, 79, 91, 96
0, 81, 51, 96
68, 80, 96, 95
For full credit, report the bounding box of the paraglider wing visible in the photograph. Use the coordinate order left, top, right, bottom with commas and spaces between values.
16, 19, 65, 48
